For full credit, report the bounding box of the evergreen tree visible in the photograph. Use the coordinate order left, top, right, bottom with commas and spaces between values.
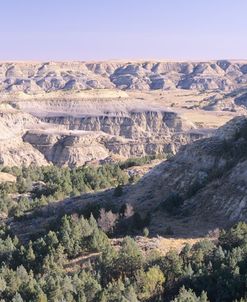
135, 266, 165, 300
11, 293, 24, 302
117, 237, 143, 277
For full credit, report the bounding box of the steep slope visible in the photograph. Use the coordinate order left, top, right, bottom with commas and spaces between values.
22, 110, 201, 167
0, 104, 49, 166
0, 101, 203, 167
9, 116, 247, 241
1, 60, 246, 167
121, 116, 247, 235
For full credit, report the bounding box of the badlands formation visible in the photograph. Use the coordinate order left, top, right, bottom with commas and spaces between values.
11, 116, 247, 240
0, 60, 247, 167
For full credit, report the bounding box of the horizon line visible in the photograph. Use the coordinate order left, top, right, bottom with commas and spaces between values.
1, 58, 247, 64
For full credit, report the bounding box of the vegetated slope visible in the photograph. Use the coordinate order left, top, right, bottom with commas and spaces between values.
1, 60, 247, 93
122, 116, 247, 236
8, 116, 247, 241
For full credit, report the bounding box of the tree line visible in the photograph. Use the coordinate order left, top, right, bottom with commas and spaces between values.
0, 209, 247, 301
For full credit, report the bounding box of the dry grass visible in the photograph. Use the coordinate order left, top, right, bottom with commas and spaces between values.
157, 237, 204, 255
181, 110, 235, 128
3, 88, 242, 130
126, 90, 239, 128
65, 236, 205, 273
0, 172, 16, 183
112, 235, 206, 256
1, 89, 129, 102
134, 236, 204, 255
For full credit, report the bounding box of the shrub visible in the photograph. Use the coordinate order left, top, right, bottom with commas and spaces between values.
97, 209, 118, 234
132, 212, 151, 231
114, 185, 123, 197
135, 266, 165, 300
161, 192, 183, 214
165, 226, 174, 236
143, 227, 149, 237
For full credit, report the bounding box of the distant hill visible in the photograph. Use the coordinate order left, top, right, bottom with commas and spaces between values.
0, 60, 247, 93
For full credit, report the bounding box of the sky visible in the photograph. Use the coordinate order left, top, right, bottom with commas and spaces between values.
0, 0, 247, 61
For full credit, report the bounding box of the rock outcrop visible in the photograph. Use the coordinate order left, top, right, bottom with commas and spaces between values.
23, 111, 203, 167
1, 60, 246, 167
9, 116, 247, 240
0, 104, 48, 166
0, 100, 205, 167
0, 60, 247, 94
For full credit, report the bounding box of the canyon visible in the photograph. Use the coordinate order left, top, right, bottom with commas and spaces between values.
9, 115, 247, 240
1, 60, 247, 239
1, 60, 247, 167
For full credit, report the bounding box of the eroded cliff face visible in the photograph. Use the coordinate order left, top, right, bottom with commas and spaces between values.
0, 93, 210, 167
2, 60, 244, 167
23, 110, 203, 167
9, 116, 247, 240
42, 111, 193, 139
0, 104, 48, 166
23, 131, 110, 166
0, 137, 48, 166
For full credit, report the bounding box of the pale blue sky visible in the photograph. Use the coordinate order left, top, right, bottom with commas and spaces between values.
0, 0, 247, 61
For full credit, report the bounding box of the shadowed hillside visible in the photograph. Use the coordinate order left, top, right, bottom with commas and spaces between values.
8, 116, 247, 241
